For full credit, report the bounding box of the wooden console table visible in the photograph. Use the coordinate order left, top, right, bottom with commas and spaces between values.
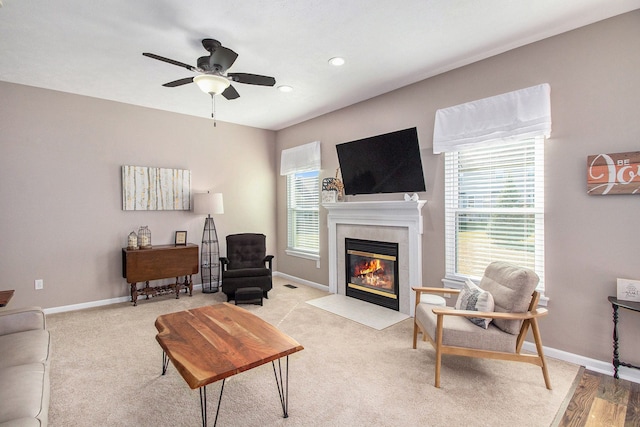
608, 296, 640, 378
122, 244, 198, 306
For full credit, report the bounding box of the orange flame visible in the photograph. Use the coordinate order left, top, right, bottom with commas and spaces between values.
354, 259, 383, 276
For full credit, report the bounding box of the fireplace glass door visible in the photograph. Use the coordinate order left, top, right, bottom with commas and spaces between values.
345, 238, 399, 311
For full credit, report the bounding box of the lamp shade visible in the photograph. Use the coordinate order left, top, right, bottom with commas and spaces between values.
193, 74, 231, 95
194, 192, 224, 215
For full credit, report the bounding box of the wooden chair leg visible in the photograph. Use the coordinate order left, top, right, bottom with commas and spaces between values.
413, 292, 420, 349
435, 314, 444, 388
531, 318, 552, 390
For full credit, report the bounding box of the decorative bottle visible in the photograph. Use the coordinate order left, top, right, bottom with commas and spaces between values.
127, 231, 138, 250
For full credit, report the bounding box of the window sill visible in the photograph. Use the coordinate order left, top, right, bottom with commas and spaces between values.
286, 248, 320, 261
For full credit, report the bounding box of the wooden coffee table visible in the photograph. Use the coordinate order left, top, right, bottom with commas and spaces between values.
155, 303, 304, 426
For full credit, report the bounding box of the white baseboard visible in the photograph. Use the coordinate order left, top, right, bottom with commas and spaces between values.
44, 275, 323, 314
273, 271, 328, 291
43, 284, 204, 315
522, 341, 640, 384
43, 274, 639, 384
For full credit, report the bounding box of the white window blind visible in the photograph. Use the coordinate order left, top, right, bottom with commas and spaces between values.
286, 171, 319, 256
280, 141, 321, 175
434, 83, 551, 153
444, 137, 545, 289
281, 141, 321, 258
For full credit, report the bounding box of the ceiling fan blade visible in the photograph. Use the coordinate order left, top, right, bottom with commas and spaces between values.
210, 47, 238, 73
228, 73, 276, 86
162, 77, 194, 87
222, 85, 240, 100
142, 53, 197, 72
197, 56, 212, 72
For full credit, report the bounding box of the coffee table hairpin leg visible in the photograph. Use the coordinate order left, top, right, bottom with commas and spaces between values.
272, 356, 290, 418
162, 352, 170, 375
162, 351, 227, 427
200, 357, 291, 427
199, 379, 225, 427
161, 352, 291, 426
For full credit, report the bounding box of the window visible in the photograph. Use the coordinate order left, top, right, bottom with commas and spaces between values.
286, 170, 320, 258
280, 141, 321, 260
434, 84, 550, 297
444, 137, 544, 290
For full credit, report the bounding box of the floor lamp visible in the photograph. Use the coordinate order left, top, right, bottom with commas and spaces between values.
194, 192, 224, 293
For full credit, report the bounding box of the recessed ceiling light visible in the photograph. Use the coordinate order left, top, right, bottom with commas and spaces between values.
278, 85, 293, 93
328, 57, 345, 66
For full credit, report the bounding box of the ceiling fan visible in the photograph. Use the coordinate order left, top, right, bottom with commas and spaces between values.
143, 38, 276, 100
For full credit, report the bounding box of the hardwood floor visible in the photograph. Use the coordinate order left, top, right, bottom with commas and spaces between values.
553, 368, 640, 426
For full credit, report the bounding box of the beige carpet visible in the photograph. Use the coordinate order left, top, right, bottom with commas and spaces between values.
47, 277, 580, 426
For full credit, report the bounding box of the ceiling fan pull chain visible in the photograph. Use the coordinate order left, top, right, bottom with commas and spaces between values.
210, 93, 217, 127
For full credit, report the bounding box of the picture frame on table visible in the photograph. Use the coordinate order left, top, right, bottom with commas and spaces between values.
322, 190, 337, 204
175, 231, 187, 246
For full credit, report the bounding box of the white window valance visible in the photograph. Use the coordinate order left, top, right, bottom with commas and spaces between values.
280, 140, 321, 175
433, 83, 551, 153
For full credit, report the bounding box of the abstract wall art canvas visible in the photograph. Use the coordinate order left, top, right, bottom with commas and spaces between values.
122, 166, 191, 210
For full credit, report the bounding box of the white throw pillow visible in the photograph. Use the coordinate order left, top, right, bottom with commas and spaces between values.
454, 279, 495, 328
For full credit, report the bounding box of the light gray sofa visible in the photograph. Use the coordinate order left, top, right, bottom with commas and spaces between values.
0, 307, 50, 426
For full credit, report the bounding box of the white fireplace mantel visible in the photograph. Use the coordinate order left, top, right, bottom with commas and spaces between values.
324, 200, 426, 316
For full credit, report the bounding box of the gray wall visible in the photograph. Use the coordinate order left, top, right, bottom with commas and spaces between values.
275, 11, 640, 365
0, 83, 277, 309
1, 10, 638, 372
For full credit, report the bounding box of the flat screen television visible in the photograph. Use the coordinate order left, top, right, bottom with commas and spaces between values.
336, 127, 426, 195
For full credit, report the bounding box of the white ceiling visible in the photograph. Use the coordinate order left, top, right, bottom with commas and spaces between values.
1, 1, 638, 131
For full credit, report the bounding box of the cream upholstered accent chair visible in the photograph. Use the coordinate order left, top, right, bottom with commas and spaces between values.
412, 262, 551, 389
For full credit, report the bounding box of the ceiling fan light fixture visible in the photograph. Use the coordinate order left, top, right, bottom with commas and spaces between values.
328, 57, 345, 66
194, 74, 231, 95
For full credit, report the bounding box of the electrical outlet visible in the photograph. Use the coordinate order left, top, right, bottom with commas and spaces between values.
444, 293, 451, 298
35, 279, 43, 290
316, 260, 320, 269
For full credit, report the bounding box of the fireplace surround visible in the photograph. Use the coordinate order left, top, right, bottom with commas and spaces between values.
324, 200, 426, 316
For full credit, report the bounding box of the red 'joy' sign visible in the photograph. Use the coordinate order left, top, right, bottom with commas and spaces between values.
587, 151, 640, 195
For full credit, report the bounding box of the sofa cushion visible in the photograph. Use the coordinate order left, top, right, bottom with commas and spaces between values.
0, 307, 46, 336
0, 330, 50, 369
225, 233, 267, 269
0, 363, 49, 426
415, 302, 517, 352
478, 262, 539, 334
0, 418, 43, 426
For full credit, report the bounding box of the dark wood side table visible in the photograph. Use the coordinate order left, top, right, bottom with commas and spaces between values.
122, 244, 199, 306
608, 296, 640, 378
0, 290, 15, 307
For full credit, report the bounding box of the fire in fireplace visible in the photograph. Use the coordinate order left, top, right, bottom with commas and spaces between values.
345, 238, 399, 311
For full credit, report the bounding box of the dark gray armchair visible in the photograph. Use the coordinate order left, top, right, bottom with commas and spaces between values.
219, 233, 274, 302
